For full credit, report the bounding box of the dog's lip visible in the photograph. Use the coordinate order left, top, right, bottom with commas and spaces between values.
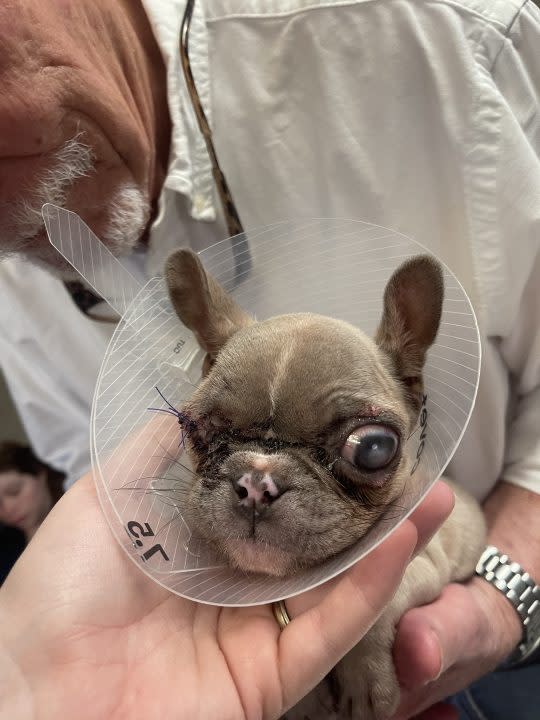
233, 520, 280, 542
223, 514, 291, 549
223, 537, 296, 576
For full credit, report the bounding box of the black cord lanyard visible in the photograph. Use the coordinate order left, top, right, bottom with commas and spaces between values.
180, 0, 252, 280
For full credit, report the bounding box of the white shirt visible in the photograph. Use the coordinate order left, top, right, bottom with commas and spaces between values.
0, 0, 538, 499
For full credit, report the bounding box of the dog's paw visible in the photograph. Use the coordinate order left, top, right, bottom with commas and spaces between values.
358, 663, 400, 720
343, 624, 401, 720
285, 643, 400, 720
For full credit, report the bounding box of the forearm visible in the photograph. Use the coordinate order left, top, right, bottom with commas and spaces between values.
469, 480, 540, 652
482, 481, 540, 577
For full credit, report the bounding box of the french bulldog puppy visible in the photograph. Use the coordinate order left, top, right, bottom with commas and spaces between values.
165, 249, 486, 720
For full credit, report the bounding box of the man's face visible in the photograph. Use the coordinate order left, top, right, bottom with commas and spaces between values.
0, 0, 170, 271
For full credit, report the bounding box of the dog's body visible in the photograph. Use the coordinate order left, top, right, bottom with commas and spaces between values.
284, 481, 485, 719
165, 249, 486, 720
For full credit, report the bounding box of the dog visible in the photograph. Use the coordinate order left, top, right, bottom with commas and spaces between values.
165, 248, 486, 720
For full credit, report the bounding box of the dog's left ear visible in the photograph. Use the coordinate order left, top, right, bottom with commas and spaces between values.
375, 255, 443, 396
165, 248, 252, 360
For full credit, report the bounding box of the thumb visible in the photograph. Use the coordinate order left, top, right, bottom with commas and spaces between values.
394, 584, 480, 689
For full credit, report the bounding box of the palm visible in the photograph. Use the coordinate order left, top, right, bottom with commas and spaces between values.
2, 476, 262, 719
0, 475, 451, 720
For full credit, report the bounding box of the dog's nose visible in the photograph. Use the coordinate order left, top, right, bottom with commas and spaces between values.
232, 471, 282, 512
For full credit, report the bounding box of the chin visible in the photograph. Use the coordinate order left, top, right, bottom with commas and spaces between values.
224, 538, 299, 577
17, 233, 82, 277
1, 180, 149, 276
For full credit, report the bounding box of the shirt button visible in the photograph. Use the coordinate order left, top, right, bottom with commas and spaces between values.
194, 194, 207, 214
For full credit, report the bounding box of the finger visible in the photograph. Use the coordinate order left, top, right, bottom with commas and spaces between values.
394, 609, 443, 689
278, 518, 418, 708
408, 481, 454, 556
394, 584, 479, 689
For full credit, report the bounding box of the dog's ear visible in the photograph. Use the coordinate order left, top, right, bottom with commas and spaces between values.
165, 249, 252, 359
375, 255, 443, 401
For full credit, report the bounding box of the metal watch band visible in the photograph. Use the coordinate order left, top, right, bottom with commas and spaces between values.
475, 545, 540, 665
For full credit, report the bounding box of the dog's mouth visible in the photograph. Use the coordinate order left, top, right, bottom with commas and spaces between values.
211, 505, 302, 577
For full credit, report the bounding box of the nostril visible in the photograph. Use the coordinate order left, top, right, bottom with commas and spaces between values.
236, 484, 248, 500
262, 489, 273, 504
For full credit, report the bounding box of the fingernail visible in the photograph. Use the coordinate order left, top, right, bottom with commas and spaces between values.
422, 629, 443, 685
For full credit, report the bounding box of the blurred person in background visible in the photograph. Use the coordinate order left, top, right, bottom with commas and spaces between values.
0, 442, 64, 582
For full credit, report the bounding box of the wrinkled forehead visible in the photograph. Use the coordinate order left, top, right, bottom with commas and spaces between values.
197, 315, 406, 433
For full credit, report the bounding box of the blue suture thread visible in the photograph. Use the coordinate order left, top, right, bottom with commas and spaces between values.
154, 385, 181, 413
147, 386, 194, 448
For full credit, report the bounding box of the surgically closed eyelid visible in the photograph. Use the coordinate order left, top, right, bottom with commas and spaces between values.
340, 424, 400, 472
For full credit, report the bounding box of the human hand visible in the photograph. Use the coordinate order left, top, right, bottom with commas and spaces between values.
392, 576, 522, 719
0, 474, 452, 720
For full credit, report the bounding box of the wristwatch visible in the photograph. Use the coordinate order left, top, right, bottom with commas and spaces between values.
475, 546, 540, 667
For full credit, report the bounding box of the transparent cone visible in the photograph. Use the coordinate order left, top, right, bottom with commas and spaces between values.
44, 211, 481, 606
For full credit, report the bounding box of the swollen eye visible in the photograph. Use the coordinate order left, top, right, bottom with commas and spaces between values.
341, 425, 399, 471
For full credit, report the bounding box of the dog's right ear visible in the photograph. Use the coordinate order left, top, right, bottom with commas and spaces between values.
165, 249, 252, 360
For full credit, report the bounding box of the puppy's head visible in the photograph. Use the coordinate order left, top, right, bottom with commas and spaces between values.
165, 250, 443, 576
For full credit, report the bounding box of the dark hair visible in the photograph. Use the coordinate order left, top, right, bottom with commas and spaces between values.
0, 442, 65, 504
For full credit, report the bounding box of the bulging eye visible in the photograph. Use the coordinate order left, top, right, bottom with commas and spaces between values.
341, 425, 399, 472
